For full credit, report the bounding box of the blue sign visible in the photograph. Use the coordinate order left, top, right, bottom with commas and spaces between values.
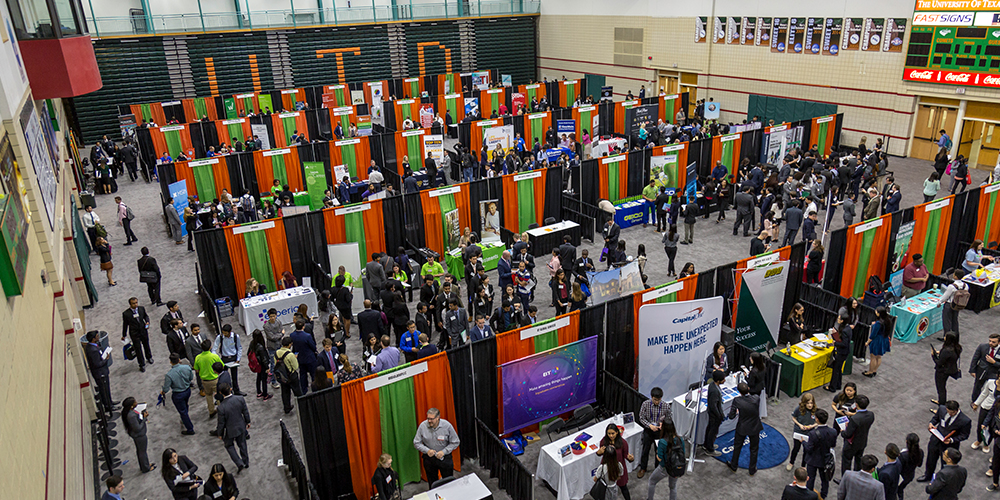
168, 180, 189, 237
556, 119, 575, 135
541, 147, 576, 162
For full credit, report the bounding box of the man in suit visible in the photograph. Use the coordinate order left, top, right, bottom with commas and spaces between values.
102, 475, 125, 500
781, 467, 819, 500
782, 200, 804, 247
85, 330, 114, 415
838, 455, 886, 500
159, 300, 186, 335
841, 395, 875, 473
290, 319, 318, 395
727, 382, 763, 475
558, 235, 576, 275
365, 253, 387, 302
357, 300, 385, 345
804, 409, 838, 499
925, 448, 967, 500
702, 370, 725, 457
733, 186, 755, 237
121, 297, 153, 372
165, 198, 184, 244
215, 383, 251, 473
184, 323, 207, 392
165, 319, 187, 361
468, 315, 494, 342
918, 400, 972, 481
136, 247, 163, 307
496, 250, 513, 291
969, 333, 1000, 402
120, 140, 138, 181
877, 443, 902, 500
318, 338, 339, 375
602, 218, 620, 252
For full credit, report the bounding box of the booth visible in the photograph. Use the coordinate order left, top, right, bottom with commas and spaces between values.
669, 372, 740, 443
238, 286, 317, 328
526, 220, 580, 258
535, 414, 641, 500
890, 288, 944, 343
613, 198, 647, 229
773, 335, 845, 397
446, 241, 505, 279
963, 266, 1000, 313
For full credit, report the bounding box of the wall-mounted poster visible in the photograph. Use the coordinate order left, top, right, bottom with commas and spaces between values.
788, 17, 806, 53
758, 18, 772, 46
823, 18, 843, 55
805, 18, 823, 54
882, 18, 906, 52
843, 18, 864, 50
480, 199, 501, 243
771, 18, 789, 53
696, 17, 707, 43
727, 17, 741, 44
19, 99, 56, 231
714, 17, 727, 44
351, 90, 365, 105
862, 18, 884, 52
742, 17, 757, 45
0, 133, 28, 297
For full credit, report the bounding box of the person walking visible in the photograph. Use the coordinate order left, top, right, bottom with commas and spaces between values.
682, 198, 697, 244
193, 339, 222, 417
215, 383, 251, 473
898, 433, 924, 500
931, 333, 963, 406
247, 330, 272, 401
636, 387, 671, 478
121, 297, 153, 372
645, 421, 684, 500
115, 196, 139, 245
160, 353, 196, 435
971, 376, 997, 454
937, 269, 969, 340
950, 156, 969, 194
733, 186, 755, 237
782, 200, 803, 247
121, 397, 156, 473
838, 455, 886, 500
924, 172, 941, 203
662, 225, 679, 277
95, 236, 116, 286
727, 382, 763, 475
212, 324, 244, 396
787, 393, 818, 471
803, 409, 837, 499
137, 247, 163, 307
290, 319, 318, 394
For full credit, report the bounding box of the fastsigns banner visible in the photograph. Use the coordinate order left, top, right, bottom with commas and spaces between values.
638, 297, 724, 397
734, 261, 790, 352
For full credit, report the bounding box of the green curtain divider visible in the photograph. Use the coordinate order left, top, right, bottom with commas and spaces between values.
565, 83, 576, 105
227, 123, 245, 145
527, 87, 537, 105
445, 74, 456, 94
192, 164, 217, 202
401, 103, 414, 121
517, 179, 536, 232
224, 98, 237, 119
344, 211, 367, 270
378, 372, 422, 485
338, 114, 351, 134
242, 96, 254, 113
489, 93, 499, 115
721, 139, 734, 170
288, 93, 298, 107
193, 98, 207, 120
534, 330, 558, 352
817, 121, 829, 154
408, 80, 420, 97
140, 103, 152, 123
271, 154, 289, 186
164, 130, 183, 158
341, 144, 358, 178
985, 192, 998, 243
578, 109, 592, 137
333, 87, 346, 106
438, 193, 458, 252
608, 163, 620, 200
282, 116, 298, 142
923, 209, 942, 273
258, 94, 273, 113
406, 135, 423, 170
445, 97, 458, 121
852, 229, 877, 298
529, 117, 543, 145
243, 230, 276, 293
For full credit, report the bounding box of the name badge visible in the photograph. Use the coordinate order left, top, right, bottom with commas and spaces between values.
437, 435, 447, 441
213, 492, 222, 498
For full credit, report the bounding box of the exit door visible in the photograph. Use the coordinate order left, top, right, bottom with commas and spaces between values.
912, 105, 957, 161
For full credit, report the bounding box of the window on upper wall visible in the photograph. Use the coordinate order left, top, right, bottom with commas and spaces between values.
4, 0, 86, 39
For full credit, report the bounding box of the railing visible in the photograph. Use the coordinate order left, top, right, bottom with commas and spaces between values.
86, 0, 540, 37
475, 418, 534, 500
279, 420, 321, 500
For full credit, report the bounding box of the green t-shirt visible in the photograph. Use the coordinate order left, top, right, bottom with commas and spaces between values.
421, 261, 445, 285
332, 271, 354, 288
642, 185, 658, 201
193, 351, 223, 381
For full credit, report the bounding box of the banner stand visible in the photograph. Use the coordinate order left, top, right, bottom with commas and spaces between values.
687, 355, 709, 473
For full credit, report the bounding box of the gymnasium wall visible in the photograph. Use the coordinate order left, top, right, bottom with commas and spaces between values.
73, 15, 538, 143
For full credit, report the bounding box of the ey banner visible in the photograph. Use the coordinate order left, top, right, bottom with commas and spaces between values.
637, 296, 724, 397
734, 261, 790, 352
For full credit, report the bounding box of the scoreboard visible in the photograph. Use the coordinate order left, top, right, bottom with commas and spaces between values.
904, 2, 1000, 88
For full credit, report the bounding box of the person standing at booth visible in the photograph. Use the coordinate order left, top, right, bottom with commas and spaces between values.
636, 387, 671, 478
413, 408, 460, 485
727, 382, 763, 475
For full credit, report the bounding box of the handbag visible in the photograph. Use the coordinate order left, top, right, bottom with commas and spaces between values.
589, 477, 609, 500
826, 354, 838, 369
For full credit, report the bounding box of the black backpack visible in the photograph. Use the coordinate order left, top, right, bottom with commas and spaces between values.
274, 351, 294, 384
665, 437, 686, 477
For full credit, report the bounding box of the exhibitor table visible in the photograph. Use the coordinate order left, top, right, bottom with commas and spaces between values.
408, 473, 492, 500
536, 414, 642, 500
669, 372, 740, 444
773, 335, 850, 397
962, 265, 1000, 313
445, 241, 506, 279
889, 288, 943, 343
238, 286, 317, 331
526, 220, 580, 258
613, 199, 648, 229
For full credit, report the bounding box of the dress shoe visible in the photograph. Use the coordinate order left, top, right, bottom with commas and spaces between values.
208, 412, 217, 419
139, 366, 145, 373
636, 469, 645, 478
728, 463, 738, 472
262, 394, 273, 401
704, 448, 721, 457
209, 430, 219, 436
916, 475, 932, 482
181, 430, 196, 435
147, 358, 154, 365
930, 399, 940, 405
236, 392, 248, 397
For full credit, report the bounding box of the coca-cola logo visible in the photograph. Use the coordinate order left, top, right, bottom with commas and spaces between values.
944, 72, 971, 82
984, 75, 1000, 86
908, 70, 935, 80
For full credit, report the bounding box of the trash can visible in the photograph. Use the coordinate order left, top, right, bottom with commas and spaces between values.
80, 191, 96, 209
79, 330, 113, 368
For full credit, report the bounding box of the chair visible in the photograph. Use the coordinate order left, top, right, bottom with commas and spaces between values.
431, 476, 457, 489
564, 404, 595, 431
543, 216, 557, 226
544, 418, 566, 442
527, 222, 539, 230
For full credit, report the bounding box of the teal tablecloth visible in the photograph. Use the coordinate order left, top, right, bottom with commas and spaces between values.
446, 242, 505, 279
889, 288, 944, 343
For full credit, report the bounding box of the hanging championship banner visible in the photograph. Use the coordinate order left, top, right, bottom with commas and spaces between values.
638, 297, 724, 397
734, 261, 790, 352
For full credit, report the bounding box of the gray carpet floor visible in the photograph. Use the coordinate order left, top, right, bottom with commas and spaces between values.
82, 152, 1000, 500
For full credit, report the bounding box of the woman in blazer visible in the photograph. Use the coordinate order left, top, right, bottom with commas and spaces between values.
121, 397, 155, 473
203, 463, 239, 500
824, 314, 853, 392
931, 332, 962, 406
161, 448, 199, 500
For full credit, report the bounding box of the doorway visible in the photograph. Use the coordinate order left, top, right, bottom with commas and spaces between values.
959, 119, 1000, 170
912, 100, 958, 161
658, 70, 698, 117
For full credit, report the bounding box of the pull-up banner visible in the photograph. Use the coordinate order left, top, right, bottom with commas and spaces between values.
734, 261, 790, 352
638, 296, 724, 397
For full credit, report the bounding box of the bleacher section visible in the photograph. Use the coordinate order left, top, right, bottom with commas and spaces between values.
475, 17, 536, 85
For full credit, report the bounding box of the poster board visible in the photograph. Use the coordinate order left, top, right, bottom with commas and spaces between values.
327, 242, 362, 283
445, 208, 461, 252
638, 297, 724, 397
480, 199, 501, 243
735, 261, 790, 352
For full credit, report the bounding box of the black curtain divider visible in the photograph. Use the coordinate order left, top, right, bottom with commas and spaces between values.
401, 192, 426, 251
823, 227, 848, 293
601, 371, 648, 418
302, 87, 321, 110
194, 227, 237, 300
306, 107, 327, 141
421, 74, 436, 95
203, 121, 221, 152
134, 127, 156, 172
196, 270, 221, 334
579, 158, 600, 206
387, 79, 403, 100
157, 163, 179, 201
282, 214, 315, 292
741, 128, 764, 164
296, 386, 354, 500
596, 101, 615, 139
382, 103, 398, 133
511, 114, 526, 143
296, 142, 333, 190
382, 194, 406, 257
580, 304, 606, 396
626, 149, 649, 197
446, 343, 478, 460
799, 282, 845, 311
714, 262, 737, 327
695, 270, 716, 299
212, 96, 226, 119
784, 241, 807, 320
467, 178, 497, 237
687, 138, 707, 178
471, 338, 499, 434
833, 113, 845, 150
604, 295, 635, 386
475, 419, 533, 500
943, 190, 968, 271
189, 121, 209, 159
305, 211, 332, 286
543, 164, 563, 223
163, 102, 185, 123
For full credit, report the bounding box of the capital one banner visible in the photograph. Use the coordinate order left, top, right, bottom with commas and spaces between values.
734, 261, 790, 352
638, 297, 724, 397
501, 336, 598, 434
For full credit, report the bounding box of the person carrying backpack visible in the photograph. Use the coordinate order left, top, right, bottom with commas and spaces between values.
938, 268, 970, 341
646, 420, 685, 500
273, 336, 301, 414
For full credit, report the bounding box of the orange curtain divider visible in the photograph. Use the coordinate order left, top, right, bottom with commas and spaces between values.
279, 89, 306, 111
182, 99, 197, 122
401, 78, 424, 99
341, 375, 383, 500
151, 103, 167, 127
437, 93, 466, 123
171, 160, 198, 200
223, 230, 252, 298
252, 147, 304, 193
210, 160, 232, 200
659, 94, 682, 124
907, 196, 954, 275
233, 94, 259, 116
500, 170, 547, 232
598, 155, 629, 201
470, 120, 501, 158
270, 112, 310, 148
810, 115, 838, 157
412, 352, 461, 478
322, 205, 348, 244
419, 184, 471, 258
394, 99, 422, 130
149, 125, 195, 158
840, 225, 867, 298
838, 214, 893, 298
263, 222, 294, 286
214, 119, 253, 147
362, 199, 388, 256
363, 80, 389, 107
614, 99, 640, 135
976, 184, 1000, 243
517, 83, 547, 104
394, 129, 428, 175
733, 246, 792, 321
150, 128, 168, 158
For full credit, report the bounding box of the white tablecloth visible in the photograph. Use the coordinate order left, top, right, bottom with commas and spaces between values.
526, 220, 579, 237
536, 415, 642, 500
409, 473, 491, 500
670, 373, 741, 444
238, 286, 317, 331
